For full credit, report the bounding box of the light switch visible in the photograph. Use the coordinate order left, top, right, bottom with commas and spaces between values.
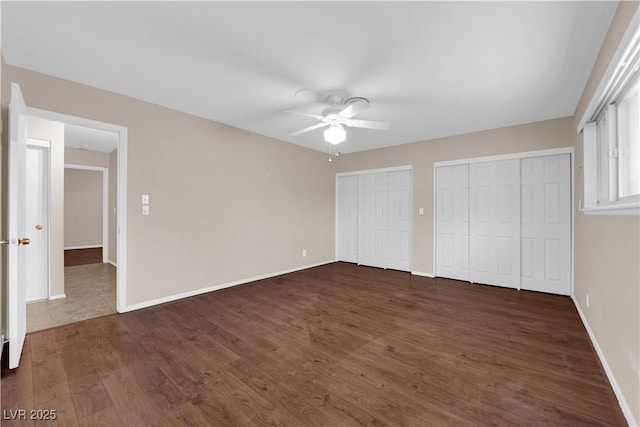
142, 205, 150, 216
419, 207, 424, 216
142, 194, 150, 205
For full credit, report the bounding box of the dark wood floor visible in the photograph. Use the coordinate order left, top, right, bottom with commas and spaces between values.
64, 248, 103, 266
1, 262, 626, 426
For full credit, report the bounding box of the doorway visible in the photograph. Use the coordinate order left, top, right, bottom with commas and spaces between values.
25, 139, 50, 303
63, 163, 109, 266
23, 109, 128, 333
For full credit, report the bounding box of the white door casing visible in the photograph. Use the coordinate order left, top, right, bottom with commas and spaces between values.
435, 164, 470, 281
26, 142, 50, 302
469, 159, 521, 289
337, 175, 358, 263
386, 170, 412, 271
520, 154, 571, 295
7, 83, 29, 369
27, 107, 128, 313
358, 172, 387, 269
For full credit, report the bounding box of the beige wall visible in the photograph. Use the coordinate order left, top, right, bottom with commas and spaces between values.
1, 64, 335, 308
335, 117, 573, 275
64, 168, 103, 248
572, 1, 640, 423
26, 117, 65, 298
109, 149, 117, 264
65, 146, 109, 167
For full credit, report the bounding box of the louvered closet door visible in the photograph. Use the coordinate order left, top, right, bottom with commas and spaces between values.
386, 170, 411, 271
470, 159, 520, 289
358, 172, 387, 268
435, 165, 469, 281
337, 175, 358, 263
520, 154, 571, 295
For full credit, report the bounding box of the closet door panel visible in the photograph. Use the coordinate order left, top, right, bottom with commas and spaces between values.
337, 175, 358, 263
469, 159, 520, 288
358, 172, 387, 268
435, 165, 469, 281
520, 154, 571, 295
386, 170, 411, 271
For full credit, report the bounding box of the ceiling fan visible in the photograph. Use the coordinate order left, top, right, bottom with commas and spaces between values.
287, 91, 390, 145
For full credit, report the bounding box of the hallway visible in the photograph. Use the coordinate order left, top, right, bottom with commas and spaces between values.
26, 263, 116, 332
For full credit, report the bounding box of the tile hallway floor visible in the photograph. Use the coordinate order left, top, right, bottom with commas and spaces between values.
26, 263, 116, 332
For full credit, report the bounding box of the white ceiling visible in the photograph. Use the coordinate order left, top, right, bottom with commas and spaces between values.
65, 124, 118, 153
2, 1, 617, 154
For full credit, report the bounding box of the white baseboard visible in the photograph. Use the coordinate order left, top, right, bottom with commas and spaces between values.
106, 260, 117, 268
49, 293, 66, 300
571, 295, 637, 427
64, 245, 103, 250
124, 260, 336, 312
411, 271, 435, 278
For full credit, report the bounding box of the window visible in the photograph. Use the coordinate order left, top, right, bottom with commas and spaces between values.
592, 73, 639, 205
579, 10, 640, 215
617, 74, 639, 199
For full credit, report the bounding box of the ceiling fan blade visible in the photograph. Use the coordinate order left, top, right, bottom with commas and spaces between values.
338, 101, 370, 119
346, 119, 391, 130
289, 122, 328, 137
285, 110, 326, 121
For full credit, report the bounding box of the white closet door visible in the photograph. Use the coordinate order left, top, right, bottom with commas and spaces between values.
386, 170, 411, 271
26, 145, 50, 302
435, 165, 469, 281
358, 172, 387, 268
520, 154, 571, 295
337, 175, 359, 263
470, 159, 520, 289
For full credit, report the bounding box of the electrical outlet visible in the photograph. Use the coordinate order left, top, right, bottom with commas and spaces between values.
302, 249, 307, 257
586, 293, 590, 308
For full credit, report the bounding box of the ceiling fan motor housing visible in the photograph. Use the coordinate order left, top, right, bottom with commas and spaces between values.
322, 97, 370, 118
345, 96, 369, 105
322, 106, 345, 118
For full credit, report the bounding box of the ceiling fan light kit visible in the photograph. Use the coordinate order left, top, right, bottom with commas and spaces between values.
287, 89, 391, 151
324, 124, 347, 144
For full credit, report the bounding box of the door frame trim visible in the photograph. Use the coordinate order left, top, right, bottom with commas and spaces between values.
27, 107, 128, 313
336, 165, 413, 177
434, 147, 574, 167
64, 163, 109, 264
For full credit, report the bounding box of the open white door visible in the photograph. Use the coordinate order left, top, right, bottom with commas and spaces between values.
7, 83, 30, 369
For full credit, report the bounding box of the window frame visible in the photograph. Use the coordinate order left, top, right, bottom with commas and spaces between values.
578, 8, 640, 216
